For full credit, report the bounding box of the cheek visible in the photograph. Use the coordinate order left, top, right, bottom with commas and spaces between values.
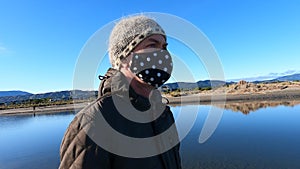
129, 59, 133, 67
125, 55, 134, 68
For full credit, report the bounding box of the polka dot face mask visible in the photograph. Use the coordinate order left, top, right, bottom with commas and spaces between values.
130, 49, 173, 88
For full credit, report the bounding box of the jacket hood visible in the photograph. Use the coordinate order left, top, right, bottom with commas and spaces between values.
98, 68, 127, 97
98, 68, 151, 111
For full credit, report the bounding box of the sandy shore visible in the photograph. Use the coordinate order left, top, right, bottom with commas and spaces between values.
1, 88, 300, 116
166, 88, 300, 105
165, 81, 300, 105
0, 102, 90, 116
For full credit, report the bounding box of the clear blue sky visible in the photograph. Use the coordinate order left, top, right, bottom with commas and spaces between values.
1, 0, 299, 93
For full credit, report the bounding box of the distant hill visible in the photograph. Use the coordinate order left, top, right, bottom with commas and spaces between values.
162, 80, 230, 91
0, 90, 97, 104
251, 73, 300, 84
274, 73, 300, 81
0, 91, 32, 97
228, 72, 300, 82
163, 73, 300, 91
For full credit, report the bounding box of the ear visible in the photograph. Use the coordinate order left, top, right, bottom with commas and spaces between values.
120, 59, 130, 69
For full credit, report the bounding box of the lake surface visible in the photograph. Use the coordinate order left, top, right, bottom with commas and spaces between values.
0, 102, 300, 169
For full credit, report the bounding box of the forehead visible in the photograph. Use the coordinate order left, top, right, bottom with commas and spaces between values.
142, 34, 166, 43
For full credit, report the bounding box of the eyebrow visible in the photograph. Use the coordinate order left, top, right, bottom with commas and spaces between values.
147, 37, 167, 45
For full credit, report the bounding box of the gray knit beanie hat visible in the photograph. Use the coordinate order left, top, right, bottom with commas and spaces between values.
109, 15, 166, 68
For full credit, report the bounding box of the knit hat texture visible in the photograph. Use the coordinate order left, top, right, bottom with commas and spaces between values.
109, 15, 166, 68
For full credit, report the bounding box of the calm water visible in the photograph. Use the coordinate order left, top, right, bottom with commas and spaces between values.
0, 102, 300, 169
0, 112, 74, 169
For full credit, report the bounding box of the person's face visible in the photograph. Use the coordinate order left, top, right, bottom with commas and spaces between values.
121, 34, 171, 89
133, 34, 167, 53
127, 34, 173, 88
125, 34, 167, 65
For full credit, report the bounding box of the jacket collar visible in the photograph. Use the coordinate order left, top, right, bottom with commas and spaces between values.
98, 68, 151, 111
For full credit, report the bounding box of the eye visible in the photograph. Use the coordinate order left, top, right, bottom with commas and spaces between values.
145, 43, 157, 48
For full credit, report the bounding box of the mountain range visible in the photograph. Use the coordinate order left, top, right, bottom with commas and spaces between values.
0, 90, 97, 104
161, 73, 300, 91
0, 91, 32, 97
162, 80, 231, 91
252, 73, 300, 83
275, 73, 300, 81
1, 73, 300, 104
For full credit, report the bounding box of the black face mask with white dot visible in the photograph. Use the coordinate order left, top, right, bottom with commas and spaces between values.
130, 49, 173, 88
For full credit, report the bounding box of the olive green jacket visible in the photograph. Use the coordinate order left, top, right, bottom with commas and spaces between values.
59, 68, 181, 169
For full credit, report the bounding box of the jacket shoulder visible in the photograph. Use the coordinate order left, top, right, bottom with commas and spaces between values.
59, 100, 112, 169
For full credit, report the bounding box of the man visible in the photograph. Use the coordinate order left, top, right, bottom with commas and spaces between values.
59, 15, 181, 169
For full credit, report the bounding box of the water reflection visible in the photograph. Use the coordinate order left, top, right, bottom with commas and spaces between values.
213, 100, 300, 115
180, 103, 300, 169
1, 103, 300, 169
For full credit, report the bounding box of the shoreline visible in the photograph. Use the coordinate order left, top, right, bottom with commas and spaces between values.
1, 89, 300, 116
166, 88, 300, 105
0, 102, 89, 116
